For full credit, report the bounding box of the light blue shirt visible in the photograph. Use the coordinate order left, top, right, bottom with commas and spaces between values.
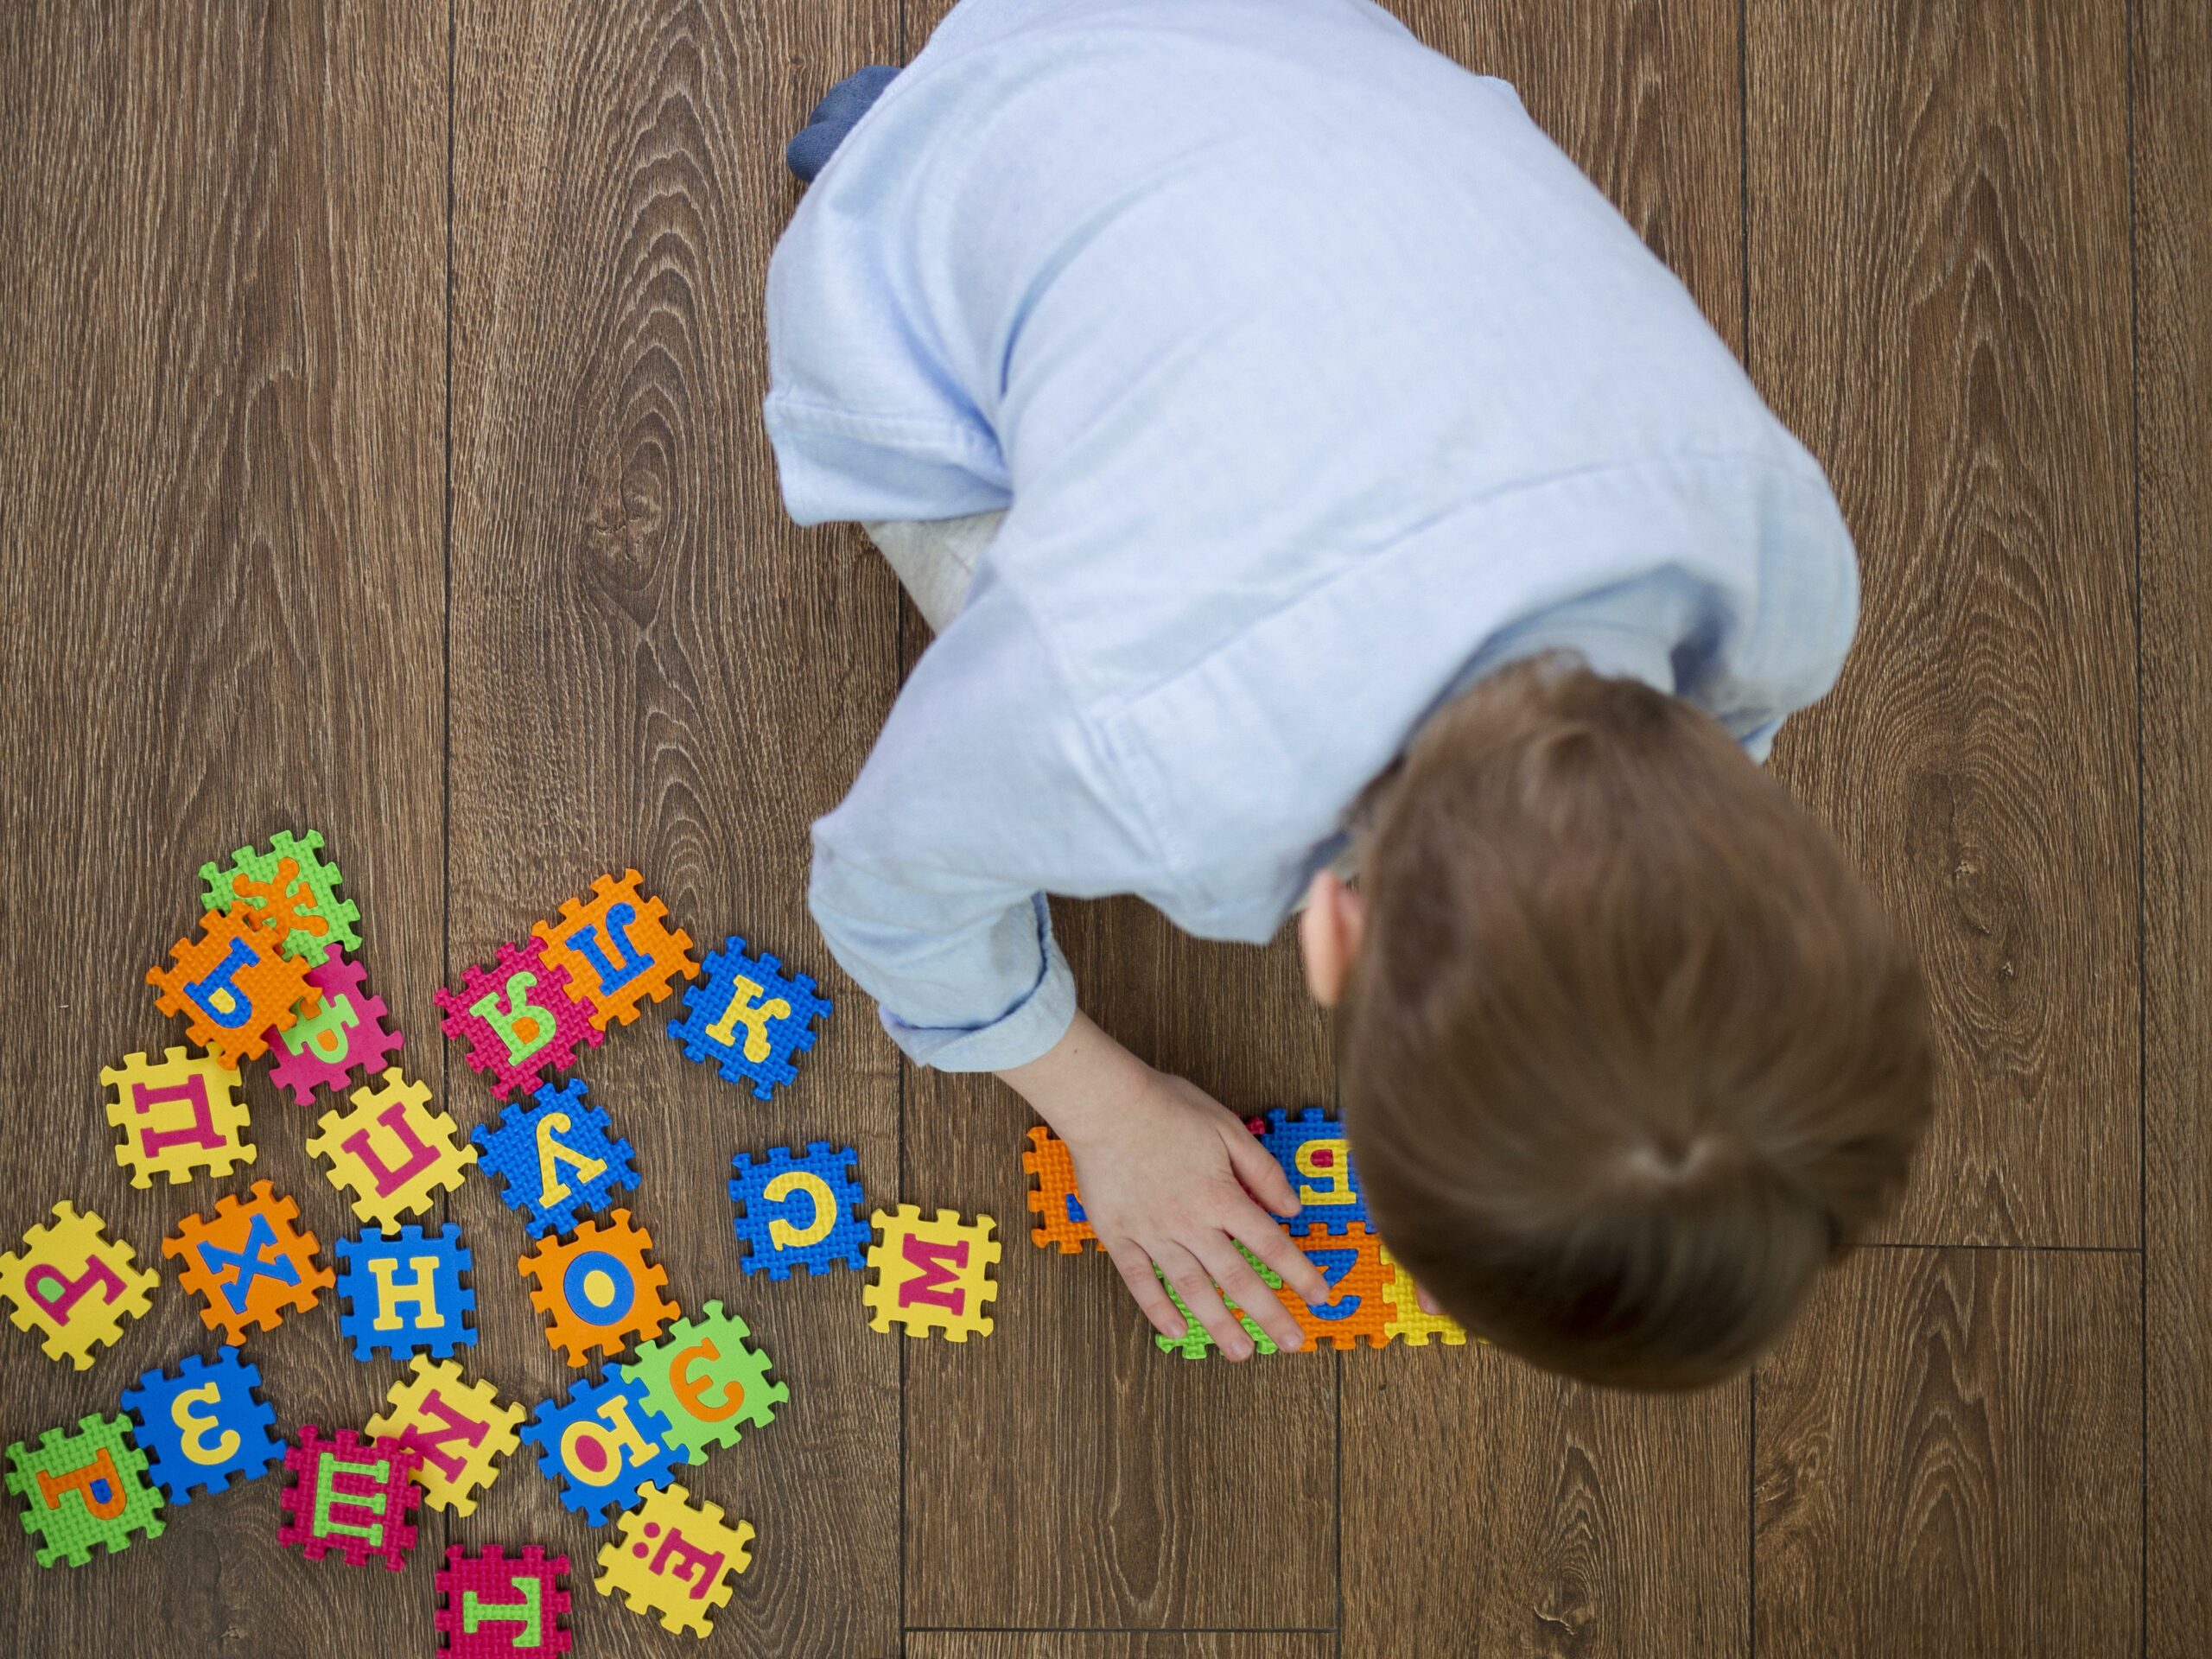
763, 0, 1859, 1072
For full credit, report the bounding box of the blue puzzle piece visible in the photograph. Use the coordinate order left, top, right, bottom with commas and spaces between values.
1261, 1108, 1367, 1235
470, 1078, 640, 1238
729, 1141, 869, 1279
333, 1223, 476, 1360
118, 1351, 282, 1504
668, 936, 833, 1102
518, 1371, 683, 1526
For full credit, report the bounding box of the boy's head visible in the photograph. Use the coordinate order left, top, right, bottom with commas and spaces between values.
1301, 656, 1933, 1390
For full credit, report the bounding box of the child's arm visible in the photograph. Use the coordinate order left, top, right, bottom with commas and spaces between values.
1000, 1011, 1332, 1359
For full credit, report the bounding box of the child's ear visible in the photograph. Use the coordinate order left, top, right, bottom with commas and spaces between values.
1299, 869, 1365, 1008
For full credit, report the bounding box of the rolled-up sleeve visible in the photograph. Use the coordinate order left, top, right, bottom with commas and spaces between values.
807, 574, 1155, 1071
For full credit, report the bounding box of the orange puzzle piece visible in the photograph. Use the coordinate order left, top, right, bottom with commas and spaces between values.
518, 1211, 676, 1369
147, 908, 321, 1068
1021, 1126, 1097, 1254
163, 1180, 334, 1345
531, 871, 699, 1031
1274, 1222, 1395, 1351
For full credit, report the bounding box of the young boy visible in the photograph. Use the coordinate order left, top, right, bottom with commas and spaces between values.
766, 0, 1933, 1385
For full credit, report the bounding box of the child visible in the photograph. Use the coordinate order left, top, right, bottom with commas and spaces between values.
766, 0, 1933, 1384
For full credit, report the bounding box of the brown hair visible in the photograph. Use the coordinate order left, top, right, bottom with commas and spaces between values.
1340, 657, 1933, 1390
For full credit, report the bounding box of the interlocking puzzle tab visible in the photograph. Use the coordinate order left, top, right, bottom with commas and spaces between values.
437, 936, 604, 1102
268, 944, 404, 1106
531, 871, 699, 1031
102, 1046, 255, 1187
0, 1200, 158, 1369
595, 1482, 752, 1638
306, 1068, 477, 1229
863, 1206, 1000, 1342
147, 906, 321, 1068
1277, 1222, 1395, 1351
164, 1179, 334, 1345
1021, 1126, 1096, 1253
200, 828, 362, 958
1154, 1244, 1285, 1361
518, 1210, 675, 1369
621, 1300, 786, 1465
277, 1424, 423, 1570
365, 1357, 524, 1518
521, 1372, 684, 1527
729, 1142, 868, 1278
118, 1351, 283, 1503
1378, 1243, 1470, 1348
334, 1224, 476, 1360
437, 1545, 574, 1657
1259, 1109, 1367, 1235
667, 935, 831, 1102
472, 1079, 639, 1240
5, 1413, 166, 1567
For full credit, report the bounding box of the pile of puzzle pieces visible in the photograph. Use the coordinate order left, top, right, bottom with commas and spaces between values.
0, 831, 1007, 1645
1023, 1112, 1473, 1356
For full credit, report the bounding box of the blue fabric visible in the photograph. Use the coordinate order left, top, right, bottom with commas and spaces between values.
763, 0, 1860, 1072
786, 65, 901, 182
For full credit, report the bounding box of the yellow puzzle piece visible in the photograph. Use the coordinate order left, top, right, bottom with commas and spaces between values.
595, 1481, 753, 1637
862, 1205, 1000, 1342
305, 1068, 477, 1229
365, 1356, 523, 1516
101, 1046, 255, 1187
0, 1201, 159, 1369
1378, 1243, 1471, 1347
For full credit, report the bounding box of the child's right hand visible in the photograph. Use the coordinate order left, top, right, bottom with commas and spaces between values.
998, 1012, 1333, 1358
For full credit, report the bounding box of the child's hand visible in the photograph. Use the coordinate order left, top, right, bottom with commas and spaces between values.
998, 1013, 1333, 1358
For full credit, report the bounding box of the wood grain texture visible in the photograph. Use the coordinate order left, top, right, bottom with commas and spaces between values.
1753, 1249, 2140, 1656
909, 1637, 1333, 1659
1344, 1348, 1747, 1657
1338, 10, 1752, 1657
0, 5, 446, 1656
1748, 0, 2139, 1247
2136, 0, 2212, 1650
448, 0, 903, 1656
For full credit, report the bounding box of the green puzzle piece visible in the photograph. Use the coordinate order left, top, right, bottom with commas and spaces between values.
6, 1414, 166, 1567
199, 827, 361, 957
621, 1299, 788, 1463
1154, 1244, 1284, 1360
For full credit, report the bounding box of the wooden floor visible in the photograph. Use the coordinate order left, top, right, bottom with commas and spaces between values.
1, 1, 2205, 1654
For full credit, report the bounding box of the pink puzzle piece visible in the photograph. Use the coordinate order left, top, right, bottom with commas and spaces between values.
435, 938, 602, 1103
268, 946, 404, 1106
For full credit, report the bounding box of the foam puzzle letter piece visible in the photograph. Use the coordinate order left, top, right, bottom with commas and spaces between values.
1258, 1108, 1367, 1235
334, 1223, 476, 1360
862, 1206, 1000, 1342
594, 1482, 752, 1637
435, 1544, 574, 1656
365, 1357, 523, 1517
163, 1179, 334, 1346
147, 906, 321, 1067
728, 1142, 868, 1278
1154, 1244, 1286, 1361
436, 936, 603, 1102
101, 1046, 256, 1186
1275, 1222, 1395, 1351
518, 1210, 676, 1370
1378, 1243, 1472, 1347
470, 1079, 639, 1239
199, 828, 361, 958
519, 1372, 683, 1527
531, 870, 700, 1031
276, 1423, 423, 1571
667, 935, 831, 1101
0, 1200, 159, 1369
268, 945, 404, 1105
306, 1068, 477, 1229
118, 1351, 283, 1503
621, 1300, 787, 1464
4, 1413, 166, 1567
1020, 1125, 1098, 1253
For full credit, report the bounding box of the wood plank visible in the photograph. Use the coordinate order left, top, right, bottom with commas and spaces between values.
1753, 1248, 2139, 1653
909, 1637, 1334, 1659
448, 1, 903, 1654
2136, 0, 2212, 1649
1341, 7, 1751, 1656
1746, 0, 2138, 1247
0, 4, 446, 1654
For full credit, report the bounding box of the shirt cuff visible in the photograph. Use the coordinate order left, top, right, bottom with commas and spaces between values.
876, 901, 1079, 1072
